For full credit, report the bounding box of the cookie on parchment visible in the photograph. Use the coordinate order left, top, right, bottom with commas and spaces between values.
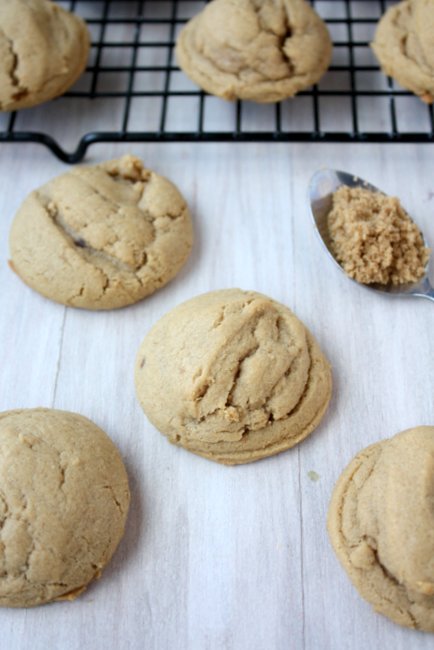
135, 289, 332, 465
9, 155, 194, 310
175, 0, 332, 103
328, 426, 434, 632
0, 0, 90, 112
372, 0, 434, 103
0, 408, 130, 608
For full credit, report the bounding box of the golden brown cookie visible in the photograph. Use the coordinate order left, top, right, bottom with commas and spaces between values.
175, 0, 332, 103
0, 0, 90, 112
328, 427, 434, 632
9, 155, 194, 310
0, 408, 130, 608
372, 0, 434, 103
135, 289, 332, 464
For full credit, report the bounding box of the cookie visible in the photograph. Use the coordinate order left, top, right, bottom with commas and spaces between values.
175, 0, 332, 103
0, 408, 130, 608
372, 0, 434, 103
135, 289, 332, 465
328, 427, 434, 632
0, 0, 90, 112
9, 155, 194, 310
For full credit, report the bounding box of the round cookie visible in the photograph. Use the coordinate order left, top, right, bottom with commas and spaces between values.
328, 427, 434, 632
135, 289, 332, 464
9, 155, 194, 310
0, 0, 90, 112
175, 0, 332, 103
0, 408, 130, 608
371, 0, 434, 103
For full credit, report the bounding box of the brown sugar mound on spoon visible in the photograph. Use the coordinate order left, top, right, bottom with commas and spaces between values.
327, 186, 430, 285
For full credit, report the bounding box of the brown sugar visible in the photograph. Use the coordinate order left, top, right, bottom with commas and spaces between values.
327, 186, 430, 285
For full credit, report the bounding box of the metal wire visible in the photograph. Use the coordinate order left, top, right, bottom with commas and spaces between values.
1, 0, 433, 163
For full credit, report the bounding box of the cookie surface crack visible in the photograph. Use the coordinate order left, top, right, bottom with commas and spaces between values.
225, 343, 260, 407
0, 30, 29, 102
41, 195, 148, 276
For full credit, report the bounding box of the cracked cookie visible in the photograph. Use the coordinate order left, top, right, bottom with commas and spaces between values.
175, 0, 332, 103
135, 289, 332, 465
328, 427, 434, 632
0, 0, 90, 112
9, 155, 194, 310
0, 408, 130, 608
372, 0, 434, 103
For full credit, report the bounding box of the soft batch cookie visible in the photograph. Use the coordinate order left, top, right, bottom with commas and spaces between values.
372, 0, 434, 103
9, 155, 194, 310
176, 0, 332, 103
328, 427, 434, 632
0, 408, 130, 608
0, 0, 90, 112
135, 289, 332, 464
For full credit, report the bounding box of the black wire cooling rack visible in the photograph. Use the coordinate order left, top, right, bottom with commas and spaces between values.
1, 0, 433, 163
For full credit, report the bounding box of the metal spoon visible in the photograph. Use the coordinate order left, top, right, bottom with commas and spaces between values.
308, 168, 434, 302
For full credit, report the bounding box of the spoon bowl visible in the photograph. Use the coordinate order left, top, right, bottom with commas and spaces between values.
308, 169, 434, 301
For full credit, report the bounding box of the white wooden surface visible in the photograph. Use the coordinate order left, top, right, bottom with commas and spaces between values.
1, 138, 434, 650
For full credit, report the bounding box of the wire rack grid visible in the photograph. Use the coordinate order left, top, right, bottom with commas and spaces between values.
1, 0, 433, 163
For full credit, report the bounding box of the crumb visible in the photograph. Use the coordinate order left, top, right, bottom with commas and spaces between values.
327, 186, 430, 285
308, 470, 320, 482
